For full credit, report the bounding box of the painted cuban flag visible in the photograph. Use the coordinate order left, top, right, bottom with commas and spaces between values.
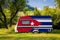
15, 16, 53, 32
30, 16, 52, 27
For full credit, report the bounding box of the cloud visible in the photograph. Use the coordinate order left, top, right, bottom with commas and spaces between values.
49, 6, 56, 8
37, 8, 43, 10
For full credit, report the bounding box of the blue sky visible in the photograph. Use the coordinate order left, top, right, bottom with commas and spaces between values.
27, 0, 56, 10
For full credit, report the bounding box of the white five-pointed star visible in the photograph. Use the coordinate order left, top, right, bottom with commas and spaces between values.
31, 22, 34, 26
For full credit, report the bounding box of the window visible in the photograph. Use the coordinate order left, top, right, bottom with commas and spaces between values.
22, 20, 30, 24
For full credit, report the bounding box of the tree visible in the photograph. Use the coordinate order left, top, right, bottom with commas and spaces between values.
55, 0, 60, 29
0, 0, 8, 29
41, 6, 60, 29
55, 0, 60, 9
8, 0, 26, 27
42, 6, 50, 16
0, 0, 26, 28
34, 7, 41, 16
23, 7, 29, 15
23, 5, 34, 15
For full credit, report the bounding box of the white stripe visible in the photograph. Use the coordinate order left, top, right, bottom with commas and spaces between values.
38, 25, 52, 27
34, 28, 53, 29
35, 19, 52, 22
17, 25, 52, 27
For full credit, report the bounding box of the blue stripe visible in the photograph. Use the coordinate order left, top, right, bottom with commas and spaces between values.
38, 29, 51, 32
40, 22, 52, 25
30, 29, 52, 32
30, 16, 52, 19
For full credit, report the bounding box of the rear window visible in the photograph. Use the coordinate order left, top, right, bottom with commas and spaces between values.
21, 20, 30, 24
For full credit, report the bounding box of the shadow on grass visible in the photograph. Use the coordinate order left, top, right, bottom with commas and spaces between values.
49, 29, 60, 34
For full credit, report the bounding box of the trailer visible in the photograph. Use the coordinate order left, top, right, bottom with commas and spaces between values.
15, 16, 52, 32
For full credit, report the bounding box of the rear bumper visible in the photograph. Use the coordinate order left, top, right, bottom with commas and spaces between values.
15, 25, 18, 32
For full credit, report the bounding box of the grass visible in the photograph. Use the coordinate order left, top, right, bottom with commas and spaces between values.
0, 33, 60, 40
0, 25, 60, 40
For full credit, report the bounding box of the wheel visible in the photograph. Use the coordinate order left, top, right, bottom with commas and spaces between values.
33, 30, 39, 33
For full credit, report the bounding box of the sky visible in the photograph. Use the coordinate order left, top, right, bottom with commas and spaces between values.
27, 0, 56, 10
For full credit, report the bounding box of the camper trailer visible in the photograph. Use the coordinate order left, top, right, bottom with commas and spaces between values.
15, 16, 52, 32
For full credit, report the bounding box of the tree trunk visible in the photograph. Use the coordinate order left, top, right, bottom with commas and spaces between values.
4, 17, 8, 29
0, 18, 4, 22
10, 18, 12, 27
10, 8, 19, 27
0, 5, 8, 29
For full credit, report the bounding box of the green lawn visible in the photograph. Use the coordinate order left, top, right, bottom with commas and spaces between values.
0, 25, 60, 40
0, 33, 60, 40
